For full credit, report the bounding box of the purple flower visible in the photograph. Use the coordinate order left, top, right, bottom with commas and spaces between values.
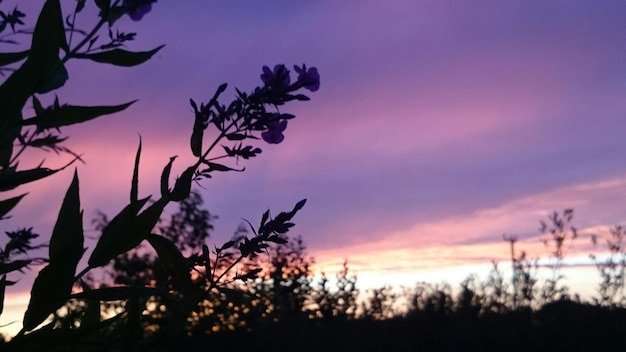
123, 0, 156, 21
261, 120, 288, 144
294, 64, 320, 92
261, 65, 291, 89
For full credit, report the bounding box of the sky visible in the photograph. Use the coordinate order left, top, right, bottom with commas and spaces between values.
2, 0, 626, 336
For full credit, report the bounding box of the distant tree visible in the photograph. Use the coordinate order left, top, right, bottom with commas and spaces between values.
361, 285, 397, 320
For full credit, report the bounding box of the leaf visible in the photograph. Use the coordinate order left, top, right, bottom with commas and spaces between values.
25, 134, 68, 149
131, 197, 168, 240
23, 170, 85, 331
293, 198, 307, 214
95, 0, 111, 12
0, 276, 16, 317
147, 234, 192, 290
234, 268, 263, 282
88, 196, 150, 268
169, 166, 195, 202
48, 170, 84, 264
202, 244, 212, 283
22, 100, 136, 130
0, 193, 27, 219
88, 197, 167, 268
29, 0, 68, 94
267, 235, 288, 244
220, 240, 236, 251
23, 263, 71, 331
32, 95, 44, 115
75, 0, 86, 13
0, 0, 67, 163
0, 259, 31, 275
260, 209, 270, 227
225, 133, 246, 141
30, 0, 68, 58
204, 162, 239, 172
74, 45, 165, 67
160, 156, 177, 198
131, 137, 141, 208
0, 275, 7, 316
0, 167, 60, 192
190, 112, 204, 157
0, 50, 29, 67
0, 157, 78, 191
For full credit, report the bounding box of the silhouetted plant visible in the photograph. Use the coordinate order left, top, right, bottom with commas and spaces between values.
455, 274, 483, 319
362, 285, 397, 320
590, 225, 626, 306
504, 235, 539, 308
0, 1, 319, 350
479, 261, 511, 314
538, 209, 577, 303
312, 260, 358, 321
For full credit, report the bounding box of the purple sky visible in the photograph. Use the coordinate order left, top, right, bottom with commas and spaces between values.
3, 0, 626, 334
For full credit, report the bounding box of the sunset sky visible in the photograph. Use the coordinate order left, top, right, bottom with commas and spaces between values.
2, 0, 626, 335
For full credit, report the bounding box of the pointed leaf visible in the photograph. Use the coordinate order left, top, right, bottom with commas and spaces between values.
292, 198, 307, 214
0, 0, 67, 156
88, 196, 150, 268
132, 197, 168, 240
32, 96, 45, 115
0, 193, 27, 219
205, 162, 239, 172
147, 234, 191, 290
74, 45, 165, 67
23, 263, 71, 331
202, 244, 212, 283
0, 275, 6, 316
31, 0, 68, 53
0, 50, 29, 67
0, 167, 60, 192
190, 113, 204, 157
225, 133, 246, 141
88, 197, 167, 268
49, 170, 84, 264
131, 137, 141, 208
220, 240, 236, 251
0, 157, 78, 191
22, 101, 136, 130
0, 259, 32, 275
95, 0, 111, 12
169, 166, 195, 202
160, 156, 177, 198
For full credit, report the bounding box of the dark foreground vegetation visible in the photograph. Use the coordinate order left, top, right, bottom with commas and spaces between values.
4, 196, 626, 351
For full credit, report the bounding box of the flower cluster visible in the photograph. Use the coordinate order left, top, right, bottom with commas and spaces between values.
259, 64, 320, 144
262, 119, 288, 144
123, 0, 157, 21
261, 64, 320, 92
294, 64, 320, 92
